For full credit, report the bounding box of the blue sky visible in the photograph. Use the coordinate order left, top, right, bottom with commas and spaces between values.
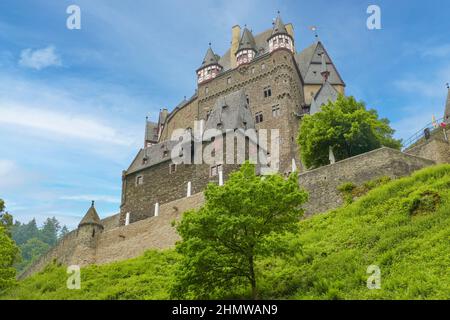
0, 0, 449, 229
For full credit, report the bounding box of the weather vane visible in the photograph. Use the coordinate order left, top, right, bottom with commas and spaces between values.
309, 26, 319, 39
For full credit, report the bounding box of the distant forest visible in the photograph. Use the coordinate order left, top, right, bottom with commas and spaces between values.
11, 216, 69, 273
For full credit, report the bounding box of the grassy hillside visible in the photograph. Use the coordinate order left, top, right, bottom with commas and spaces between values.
2, 164, 450, 300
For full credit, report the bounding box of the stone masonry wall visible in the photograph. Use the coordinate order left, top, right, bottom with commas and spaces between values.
20, 148, 438, 279
19, 192, 205, 279
95, 192, 204, 265
298, 147, 436, 216
405, 130, 450, 164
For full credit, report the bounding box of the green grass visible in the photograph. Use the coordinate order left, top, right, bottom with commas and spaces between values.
2, 164, 450, 300
1, 250, 179, 300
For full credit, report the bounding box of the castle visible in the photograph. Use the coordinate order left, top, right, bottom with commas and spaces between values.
119, 14, 345, 226
19, 16, 450, 279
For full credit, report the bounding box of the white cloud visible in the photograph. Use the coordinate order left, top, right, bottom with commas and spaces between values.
19, 45, 62, 70
0, 159, 26, 189
0, 104, 132, 146
60, 195, 120, 204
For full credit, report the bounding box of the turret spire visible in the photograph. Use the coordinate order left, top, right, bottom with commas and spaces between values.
197, 45, 222, 84
267, 12, 294, 54
79, 201, 103, 228
236, 28, 257, 66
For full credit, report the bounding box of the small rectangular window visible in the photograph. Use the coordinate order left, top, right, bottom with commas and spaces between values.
255, 112, 263, 124
263, 86, 272, 98
169, 163, 177, 174
163, 150, 168, 158
205, 87, 209, 94
272, 105, 281, 117
136, 175, 144, 185
261, 63, 265, 70
227, 77, 231, 84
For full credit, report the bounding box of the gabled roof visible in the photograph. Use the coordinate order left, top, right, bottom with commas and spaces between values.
444, 86, 450, 123
310, 81, 339, 115
237, 28, 257, 53
79, 201, 103, 227
205, 89, 255, 133
295, 41, 345, 86
199, 47, 221, 69
126, 140, 183, 175
270, 15, 288, 37
145, 120, 158, 143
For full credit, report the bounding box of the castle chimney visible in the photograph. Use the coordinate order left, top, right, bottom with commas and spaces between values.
230, 25, 241, 69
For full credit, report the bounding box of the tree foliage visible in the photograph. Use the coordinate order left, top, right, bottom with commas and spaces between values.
0, 199, 19, 291
298, 95, 402, 169
172, 163, 308, 299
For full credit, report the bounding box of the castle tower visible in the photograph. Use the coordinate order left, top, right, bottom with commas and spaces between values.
236, 28, 257, 66
77, 201, 103, 249
444, 84, 450, 124
197, 45, 222, 84
267, 13, 295, 54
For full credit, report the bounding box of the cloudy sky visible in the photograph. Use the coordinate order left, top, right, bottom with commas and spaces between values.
0, 0, 449, 229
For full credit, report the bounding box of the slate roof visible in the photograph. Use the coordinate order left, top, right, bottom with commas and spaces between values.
204, 89, 255, 133
236, 28, 257, 53
145, 120, 159, 143
218, 28, 273, 71
310, 81, 340, 115
126, 140, 184, 175
79, 201, 103, 227
199, 47, 221, 70
294, 41, 345, 86
270, 15, 289, 37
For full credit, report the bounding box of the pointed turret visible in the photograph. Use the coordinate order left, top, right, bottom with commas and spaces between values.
444, 84, 450, 124
78, 201, 103, 228
271, 15, 288, 37
236, 28, 257, 66
267, 13, 294, 54
197, 45, 222, 84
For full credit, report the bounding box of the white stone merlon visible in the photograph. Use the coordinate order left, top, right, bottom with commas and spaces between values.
187, 181, 192, 197
154, 203, 160, 217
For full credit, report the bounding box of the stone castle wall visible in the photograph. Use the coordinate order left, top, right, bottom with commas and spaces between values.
20, 148, 437, 279
405, 128, 450, 164
19, 193, 205, 279
95, 192, 204, 265
120, 152, 240, 225
298, 147, 436, 216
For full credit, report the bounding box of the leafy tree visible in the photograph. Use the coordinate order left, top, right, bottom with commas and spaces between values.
12, 219, 40, 246
172, 163, 308, 299
298, 95, 402, 169
0, 199, 20, 287
15, 238, 50, 272
0, 200, 13, 237
39, 217, 60, 246
59, 226, 70, 239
